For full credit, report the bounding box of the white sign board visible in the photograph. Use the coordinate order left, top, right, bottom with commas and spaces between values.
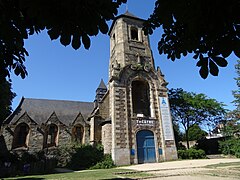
159, 97, 174, 140
136, 119, 155, 126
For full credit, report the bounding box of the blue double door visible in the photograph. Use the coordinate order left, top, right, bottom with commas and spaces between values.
137, 130, 156, 163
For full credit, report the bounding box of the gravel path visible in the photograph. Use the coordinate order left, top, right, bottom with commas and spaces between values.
118, 158, 240, 180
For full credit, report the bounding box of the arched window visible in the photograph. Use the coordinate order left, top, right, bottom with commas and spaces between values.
131, 27, 138, 41
12, 123, 29, 149
72, 124, 84, 144
45, 124, 58, 148
132, 80, 150, 117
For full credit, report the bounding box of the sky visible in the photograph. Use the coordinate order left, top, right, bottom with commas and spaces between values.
10, 0, 238, 111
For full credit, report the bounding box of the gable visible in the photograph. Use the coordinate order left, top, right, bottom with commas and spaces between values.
13, 112, 37, 125
4, 98, 95, 126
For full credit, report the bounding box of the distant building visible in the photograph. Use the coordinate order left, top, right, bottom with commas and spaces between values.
1, 12, 177, 165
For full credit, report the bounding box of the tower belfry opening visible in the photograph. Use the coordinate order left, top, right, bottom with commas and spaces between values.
132, 80, 150, 117
130, 27, 138, 41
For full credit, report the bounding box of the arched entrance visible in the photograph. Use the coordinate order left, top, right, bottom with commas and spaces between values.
136, 130, 156, 163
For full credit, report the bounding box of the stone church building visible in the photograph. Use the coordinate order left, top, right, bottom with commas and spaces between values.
1, 12, 177, 165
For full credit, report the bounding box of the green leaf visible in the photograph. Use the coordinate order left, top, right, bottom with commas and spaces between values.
82, 34, 91, 49
199, 66, 209, 79
212, 56, 228, 67
234, 49, 240, 58
47, 28, 60, 40
99, 19, 109, 34
193, 54, 198, 59
72, 34, 81, 50
196, 60, 202, 67
14, 67, 20, 76
60, 33, 71, 46
221, 47, 232, 58
209, 60, 219, 76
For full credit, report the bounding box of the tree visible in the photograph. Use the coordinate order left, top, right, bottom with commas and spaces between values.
168, 88, 226, 149
182, 124, 207, 142
172, 122, 184, 149
0, 0, 127, 80
232, 60, 240, 113
2, 1, 239, 80
144, 0, 240, 79
0, 79, 16, 126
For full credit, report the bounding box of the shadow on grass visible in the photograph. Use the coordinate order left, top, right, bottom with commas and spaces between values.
102, 178, 134, 180
14, 178, 45, 180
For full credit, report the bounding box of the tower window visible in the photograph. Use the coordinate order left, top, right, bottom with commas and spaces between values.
12, 123, 29, 149
132, 80, 150, 117
131, 27, 138, 41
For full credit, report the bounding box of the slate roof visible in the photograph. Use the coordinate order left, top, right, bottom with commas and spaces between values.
4, 98, 94, 125
124, 11, 137, 18
109, 11, 145, 36
97, 79, 107, 89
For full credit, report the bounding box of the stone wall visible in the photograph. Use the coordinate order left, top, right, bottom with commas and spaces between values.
1, 112, 90, 152
110, 85, 130, 165
99, 92, 109, 120
101, 123, 112, 154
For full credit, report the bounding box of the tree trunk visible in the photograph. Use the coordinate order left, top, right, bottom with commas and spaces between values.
186, 128, 190, 149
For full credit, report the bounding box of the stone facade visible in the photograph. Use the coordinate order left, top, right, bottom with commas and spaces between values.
1, 98, 92, 152
99, 12, 178, 165
0, 12, 177, 166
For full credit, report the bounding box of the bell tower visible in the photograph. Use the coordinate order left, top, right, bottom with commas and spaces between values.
107, 12, 177, 165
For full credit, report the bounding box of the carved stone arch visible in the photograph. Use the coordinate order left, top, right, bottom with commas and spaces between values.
12, 122, 30, 149
118, 66, 161, 119
118, 65, 159, 87
131, 79, 151, 117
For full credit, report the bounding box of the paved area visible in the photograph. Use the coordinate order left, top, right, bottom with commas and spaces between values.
119, 158, 240, 171
118, 158, 240, 180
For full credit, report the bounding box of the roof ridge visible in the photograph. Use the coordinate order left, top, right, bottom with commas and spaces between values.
124, 10, 137, 18
24, 98, 93, 104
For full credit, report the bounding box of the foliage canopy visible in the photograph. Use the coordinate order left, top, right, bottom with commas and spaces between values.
232, 60, 240, 112
1, 0, 239, 80
0, 0, 126, 79
144, 0, 240, 78
0, 80, 16, 126
168, 88, 226, 148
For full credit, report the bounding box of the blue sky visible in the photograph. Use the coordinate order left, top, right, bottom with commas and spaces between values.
11, 0, 238, 111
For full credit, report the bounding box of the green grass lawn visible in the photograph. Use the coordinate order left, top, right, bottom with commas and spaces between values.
5, 168, 154, 180
205, 161, 240, 168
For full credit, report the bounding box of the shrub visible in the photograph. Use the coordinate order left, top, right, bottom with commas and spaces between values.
90, 154, 115, 169
55, 144, 75, 167
178, 148, 206, 159
55, 143, 104, 170
219, 138, 240, 158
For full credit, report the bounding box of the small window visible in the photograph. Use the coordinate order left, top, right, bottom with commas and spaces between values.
131, 27, 138, 41
113, 34, 115, 41
72, 125, 84, 144
45, 124, 58, 148
12, 123, 29, 149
